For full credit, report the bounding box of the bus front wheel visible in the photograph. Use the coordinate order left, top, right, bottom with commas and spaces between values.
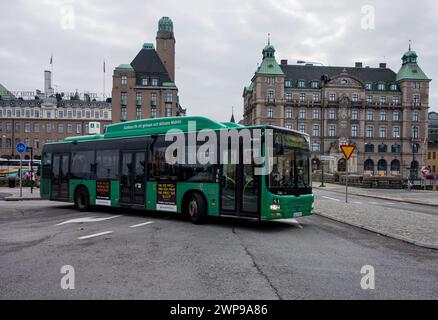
186, 193, 207, 225
74, 186, 90, 212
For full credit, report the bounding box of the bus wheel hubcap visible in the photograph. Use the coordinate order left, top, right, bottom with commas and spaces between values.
189, 199, 197, 217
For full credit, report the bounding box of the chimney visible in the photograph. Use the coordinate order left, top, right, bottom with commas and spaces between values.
280, 59, 288, 65
355, 62, 363, 68
44, 70, 54, 95
379, 63, 387, 69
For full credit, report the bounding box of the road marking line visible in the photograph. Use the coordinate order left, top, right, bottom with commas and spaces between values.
322, 196, 341, 202
370, 202, 380, 205
78, 231, 113, 240
130, 221, 154, 228
353, 202, 362, 204
56, 215, 123, 226
385, 202, 395, 205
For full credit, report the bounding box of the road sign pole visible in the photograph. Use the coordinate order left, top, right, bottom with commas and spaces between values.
346, 165, 349, 203
19, 153, 23, 198
340, 145, 356, 204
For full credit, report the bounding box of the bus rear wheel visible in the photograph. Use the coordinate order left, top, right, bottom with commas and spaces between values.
186, 193, 207, 225
74, 186, 90, 212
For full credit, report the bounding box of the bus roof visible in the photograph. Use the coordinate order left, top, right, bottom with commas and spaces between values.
61, 116, 307, 143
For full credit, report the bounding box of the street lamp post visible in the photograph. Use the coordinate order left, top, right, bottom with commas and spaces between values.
320, 74, 330, 187
410, 139, 417, 182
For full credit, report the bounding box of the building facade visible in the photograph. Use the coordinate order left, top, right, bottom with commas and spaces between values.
427, 112, 438, 174
112, 17, 185, 123
0, 97, 111, 159
243, 43, 431, 178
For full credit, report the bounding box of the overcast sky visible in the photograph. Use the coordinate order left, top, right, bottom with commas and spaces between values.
1, 0, 437, 122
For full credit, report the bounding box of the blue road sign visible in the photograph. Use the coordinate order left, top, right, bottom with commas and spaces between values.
16, 143, 26, 154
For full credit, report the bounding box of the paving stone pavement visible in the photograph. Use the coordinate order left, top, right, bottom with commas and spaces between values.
0, 187, 41, 201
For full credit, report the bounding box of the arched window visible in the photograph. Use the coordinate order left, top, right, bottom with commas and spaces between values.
378, 159, 388, 175
391, 160, 401, 173
364, 159, 374, 173
391, 144, 401, 153
365, 144, 374, 153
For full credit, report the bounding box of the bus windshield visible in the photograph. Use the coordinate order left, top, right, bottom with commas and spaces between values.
268, 130, 311, 196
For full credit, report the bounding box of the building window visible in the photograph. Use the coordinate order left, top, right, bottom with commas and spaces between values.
393, 111, 401, 121
151, 93, 157, 106
58, 110, 64, 118
412, 126, 419, 139
285, 124, 292, 130
35, 110, 40, 118
86, 110, 91, 119
285, 80, 292, 88
6, 122, 12, 132
67, 110, 73, 119
393, 127, 400, 138
151, 108, 157, 118
351, 125, 358, 137
104, 111, 109, 119
312, 93, 319, 102
7, 110, 12, 118
328, 125, 336, 137
312, 124, 320, 137
352, 94, 359, 102
267, 77, 276, 85
299, 124, 306, 133
299, 109, 306, 119
76, 124, 82, 134
15, 122, 21, 133
329, 93, 336, 101
136, 107, 142, 120
67, 124, 73, 134
286, 108, 292, 118
267, 108, 273, 118
94, 111, 100, 119
380, 127, 387, 138
378, 83, 385, 91
300, 93, 306, 102
413, 95, 420, 104
393, 96, 400, 105
165, 108, 172, 117
285, 93, 292, 102
313, 109, 320, 119
412, 111, 420, 122
366, 126, 374, 138
121, 92, 127, 106
25, 122, 31, 133
380, 96, 387, 104
142, 78, 148, 86
298, 80, 305, 88
365, 144, 374, 153
267, 90, 274, 101
33, 139, 40, 149
152, 78, 159, 86
380, 110, 387, 121
136, 92, 142, 105
390, 84, 398, 91
378, 144, 388, 153
25, 109, 31, 118
367, 111, 374, 121
352, 110, 359, 121
392, 144, 401, 154
311, 81, 319, 89
311, 143, 320, 152
121, 76, 127, 85
121, 107, 127, 121
77, 111, 82, 119
367, 95, 373, 104
328, 110, 336, 120
57, 123, 64, 134
34, 123, 40, 133
165, 93, 173, 103
16, 109, 21, 117
46, 123, 51, 133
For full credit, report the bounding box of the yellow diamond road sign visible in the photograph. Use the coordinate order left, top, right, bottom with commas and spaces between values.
341, 145, 356, 161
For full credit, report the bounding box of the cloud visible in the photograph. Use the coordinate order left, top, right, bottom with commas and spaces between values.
0, 0, 437, 122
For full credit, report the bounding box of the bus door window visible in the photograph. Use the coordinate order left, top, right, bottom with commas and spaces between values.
133, 151, 146, 205
120, 152, 133, 203
242, 147, 258, 214
221, 148, 238, 212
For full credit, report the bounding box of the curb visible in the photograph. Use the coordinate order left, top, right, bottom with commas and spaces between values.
5, 197, 43, 201
313, 187, 438, 208
316, 212, 438, 251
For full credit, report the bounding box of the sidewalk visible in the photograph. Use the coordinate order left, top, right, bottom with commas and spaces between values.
313, 183, 438, 207
313, 183, 438, 250
0, 187, 42, 201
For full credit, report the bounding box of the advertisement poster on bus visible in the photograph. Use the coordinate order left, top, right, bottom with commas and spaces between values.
96, 181, 111, 206
157, 182, 177, 212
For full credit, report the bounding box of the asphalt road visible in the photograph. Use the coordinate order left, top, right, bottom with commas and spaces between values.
0, 200, 437, 300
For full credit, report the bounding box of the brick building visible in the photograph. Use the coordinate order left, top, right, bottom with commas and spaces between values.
112, 17, 186, 123
243, 42, 431, 178
0, 94, 111, 159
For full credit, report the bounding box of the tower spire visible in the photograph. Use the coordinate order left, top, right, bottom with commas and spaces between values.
409, 40, 412, 51
268, 33, 271, 45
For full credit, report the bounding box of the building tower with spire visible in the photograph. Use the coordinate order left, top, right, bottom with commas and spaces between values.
156, 17, 176, 82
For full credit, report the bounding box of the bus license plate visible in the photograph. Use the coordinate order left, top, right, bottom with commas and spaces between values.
294, 212, 303, 218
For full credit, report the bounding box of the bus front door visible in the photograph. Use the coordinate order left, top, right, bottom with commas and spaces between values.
120, 151, 146, 206
51, 153, 69, 201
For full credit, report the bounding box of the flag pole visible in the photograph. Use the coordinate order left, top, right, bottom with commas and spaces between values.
103, 60, 106, 101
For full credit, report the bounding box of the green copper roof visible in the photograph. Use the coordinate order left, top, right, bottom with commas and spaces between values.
245, 83, 254, 92
143, 43, 155, 50
255, 43, 285, 76
158, 16, 173, 33
396, 50, 430, 81
116, 64, 134, 71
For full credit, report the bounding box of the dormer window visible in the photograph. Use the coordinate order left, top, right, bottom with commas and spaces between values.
377, 83, 386, 91
311, 81, 319, 89
142, 78, 148, 86
341, 79, 348, 85
298, 80, 305, 88
121, 76, 127, 85
390, 84, 398, 91
365, 83, 373, 90
285, 80, 292, 88
152, 78, 159, 86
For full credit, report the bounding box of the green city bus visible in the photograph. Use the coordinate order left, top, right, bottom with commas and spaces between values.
41, 116, 314, 224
